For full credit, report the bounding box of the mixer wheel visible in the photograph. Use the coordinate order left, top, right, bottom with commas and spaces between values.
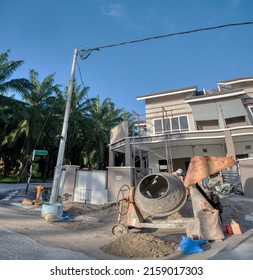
112, 224, 129, 237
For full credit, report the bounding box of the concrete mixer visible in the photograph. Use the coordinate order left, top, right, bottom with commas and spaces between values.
112, 156, 235, 241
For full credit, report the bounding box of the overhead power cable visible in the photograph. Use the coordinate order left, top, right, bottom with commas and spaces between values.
77, 58, 86, 88
77, 57, 90, 99
79, 21, 253, 58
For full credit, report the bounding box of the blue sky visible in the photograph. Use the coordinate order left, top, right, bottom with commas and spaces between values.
1, 0, 253, 115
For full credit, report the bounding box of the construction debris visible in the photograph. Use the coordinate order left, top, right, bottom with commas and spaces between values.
21, 198, 34, 205
230, 219, 242, 235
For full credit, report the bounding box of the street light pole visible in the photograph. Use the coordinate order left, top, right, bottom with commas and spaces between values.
49, 48, 78, 203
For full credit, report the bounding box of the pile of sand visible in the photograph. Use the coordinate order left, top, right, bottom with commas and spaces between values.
101, 233, 179, 259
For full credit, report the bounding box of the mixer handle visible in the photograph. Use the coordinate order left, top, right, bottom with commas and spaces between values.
116, 184, 130, 215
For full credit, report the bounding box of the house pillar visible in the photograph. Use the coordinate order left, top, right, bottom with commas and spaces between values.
224, 130, 236, 159
218, 106, 226, 129
125, 138, 132, 166
109, 147, 115, 167
61, 165, 79, 201
238, 158, 253, 198
140, 150, 145, 170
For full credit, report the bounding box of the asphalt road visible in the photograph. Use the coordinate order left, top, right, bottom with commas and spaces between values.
0, 226, 92, 260
0, 184, 87, 259
0, 183, 52, 196
0, 185, 117, 260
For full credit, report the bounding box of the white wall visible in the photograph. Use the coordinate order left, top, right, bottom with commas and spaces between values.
74, 170, 107, 204
148, 144, 225, 173
59, 169, 66, 197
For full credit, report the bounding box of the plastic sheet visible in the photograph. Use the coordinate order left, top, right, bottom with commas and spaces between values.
60, 215, 71, 221
178, 236, 206, 254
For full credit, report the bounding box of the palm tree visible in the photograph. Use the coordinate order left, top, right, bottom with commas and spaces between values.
0, 50, 31, 176
18, 69, 62, 154
0, 50, 31, 94
0, 52, 130, 176
3, 69, 62, 179
0, 95, 27, 175
0, 50, 30, 156
84, 96, 126, 169
61, 82, 90, 165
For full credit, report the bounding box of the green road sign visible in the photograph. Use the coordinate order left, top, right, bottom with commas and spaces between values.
33, 150, 48, 156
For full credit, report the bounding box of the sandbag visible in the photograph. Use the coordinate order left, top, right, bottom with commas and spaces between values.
197, 208, 225, 240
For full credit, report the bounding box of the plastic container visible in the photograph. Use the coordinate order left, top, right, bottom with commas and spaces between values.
41, 202, 63, 220
225, 224, 233, 235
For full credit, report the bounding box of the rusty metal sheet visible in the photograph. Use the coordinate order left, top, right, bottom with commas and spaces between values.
184, 156, 235, 187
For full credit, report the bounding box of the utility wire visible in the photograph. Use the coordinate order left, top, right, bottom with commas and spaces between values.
77, 56, 90, 100
77, 58, 86, 88
80, 21, 253, 58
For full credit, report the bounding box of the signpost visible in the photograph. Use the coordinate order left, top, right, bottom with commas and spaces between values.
25, 149, 48, 194
32, 150, 48, 160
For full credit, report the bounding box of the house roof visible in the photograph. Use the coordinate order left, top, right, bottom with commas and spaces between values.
136, 76, 253, 102
217, 76, 253, 85
185, 89, 245, 103
136, 86, 197, 101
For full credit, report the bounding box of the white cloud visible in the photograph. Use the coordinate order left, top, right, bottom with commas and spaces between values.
100, 3, 126, 19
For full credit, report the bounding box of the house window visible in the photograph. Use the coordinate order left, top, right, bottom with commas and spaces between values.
179, 116, 189, 131
153, 116, 189, 134
196, 120, 219, 130
154, 119, 163, 134
158, 159, 168, 172
163, 118, 171, 131
225, 116, 246, 128
171, 117, 180, 132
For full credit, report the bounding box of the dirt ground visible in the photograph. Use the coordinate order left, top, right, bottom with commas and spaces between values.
51, 193, 253, 259
2, 183, 253, 260
54, 201, 183, 259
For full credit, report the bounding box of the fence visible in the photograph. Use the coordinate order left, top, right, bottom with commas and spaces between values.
59, 166, 107, 204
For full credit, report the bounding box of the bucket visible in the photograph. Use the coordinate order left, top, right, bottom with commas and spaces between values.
41, 202, 63, 220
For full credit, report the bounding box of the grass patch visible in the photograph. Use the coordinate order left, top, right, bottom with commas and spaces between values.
0, 175, 18, 183
0, 175, 52, 183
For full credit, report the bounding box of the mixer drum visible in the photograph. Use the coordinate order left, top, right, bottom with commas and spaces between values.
134, 173, 188, 217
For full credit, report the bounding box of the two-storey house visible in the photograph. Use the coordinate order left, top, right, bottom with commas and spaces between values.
108, 76, 253, 198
